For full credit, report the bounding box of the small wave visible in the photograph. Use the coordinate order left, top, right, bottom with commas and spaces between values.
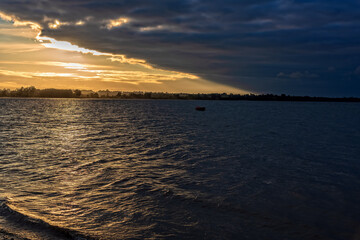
0, 227, 28, 240
129, 186, 324, 239
0, 198, 95, 240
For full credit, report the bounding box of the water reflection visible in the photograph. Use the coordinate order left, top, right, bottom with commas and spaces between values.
0, 99, 359, 240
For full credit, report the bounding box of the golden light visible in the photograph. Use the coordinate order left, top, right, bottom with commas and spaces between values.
106, 17, 129, 29
36, 36, 106, 56
0, 11, 41, 31
60, 63, 87, 70
76, 20, 85, 26
0, 11, 248, 94
140, 25, 165, 32
48, 20, 61, 29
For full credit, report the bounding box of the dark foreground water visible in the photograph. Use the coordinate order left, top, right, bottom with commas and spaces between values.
0, 99, 359, 240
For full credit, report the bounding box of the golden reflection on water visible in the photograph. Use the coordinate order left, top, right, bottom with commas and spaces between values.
2, 99, 164, 238
5, 100, 93, 231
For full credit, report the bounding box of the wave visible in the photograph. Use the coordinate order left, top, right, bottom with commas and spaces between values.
0, 198, 95, 240
0, 228, 27, 240
131, 185, 323, 239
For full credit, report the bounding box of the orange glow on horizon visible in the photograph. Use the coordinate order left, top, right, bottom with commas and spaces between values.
0, 11, 248, 94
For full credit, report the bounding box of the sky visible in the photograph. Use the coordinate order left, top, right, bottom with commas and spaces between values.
0, 0, 359, 96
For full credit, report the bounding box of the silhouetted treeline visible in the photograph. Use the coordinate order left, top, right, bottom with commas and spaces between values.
0, 87, 82, 98
0, 87, 359, 102
114, 92, 360, 102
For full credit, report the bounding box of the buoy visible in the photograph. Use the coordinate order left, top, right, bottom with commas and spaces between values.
195, 106, 206, 111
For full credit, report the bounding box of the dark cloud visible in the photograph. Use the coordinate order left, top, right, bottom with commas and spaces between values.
1, 0, 360, 96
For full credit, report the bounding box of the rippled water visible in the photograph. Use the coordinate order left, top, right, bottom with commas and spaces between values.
0, 99, 359, 240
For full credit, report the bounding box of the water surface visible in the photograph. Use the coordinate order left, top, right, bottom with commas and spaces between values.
0, 99, 359, 239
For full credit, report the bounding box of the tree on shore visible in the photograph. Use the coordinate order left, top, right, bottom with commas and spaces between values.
73, 89, 81, 97
0, 86, 82, 98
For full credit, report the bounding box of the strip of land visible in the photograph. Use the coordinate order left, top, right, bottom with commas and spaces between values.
0, 87, 359, 102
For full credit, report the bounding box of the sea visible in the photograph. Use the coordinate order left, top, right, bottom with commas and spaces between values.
0, 98, 359, 240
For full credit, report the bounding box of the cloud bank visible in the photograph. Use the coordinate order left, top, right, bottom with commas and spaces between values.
1, 0, 360, 96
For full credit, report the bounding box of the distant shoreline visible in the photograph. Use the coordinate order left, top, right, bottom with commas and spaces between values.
0, 87, 359, 102
1, 96, 359, 103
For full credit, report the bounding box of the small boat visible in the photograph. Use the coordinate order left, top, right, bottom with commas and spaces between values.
195, 106, 206, 111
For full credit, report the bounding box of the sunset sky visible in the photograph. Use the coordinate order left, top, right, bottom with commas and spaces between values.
0, 1, 359, 96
